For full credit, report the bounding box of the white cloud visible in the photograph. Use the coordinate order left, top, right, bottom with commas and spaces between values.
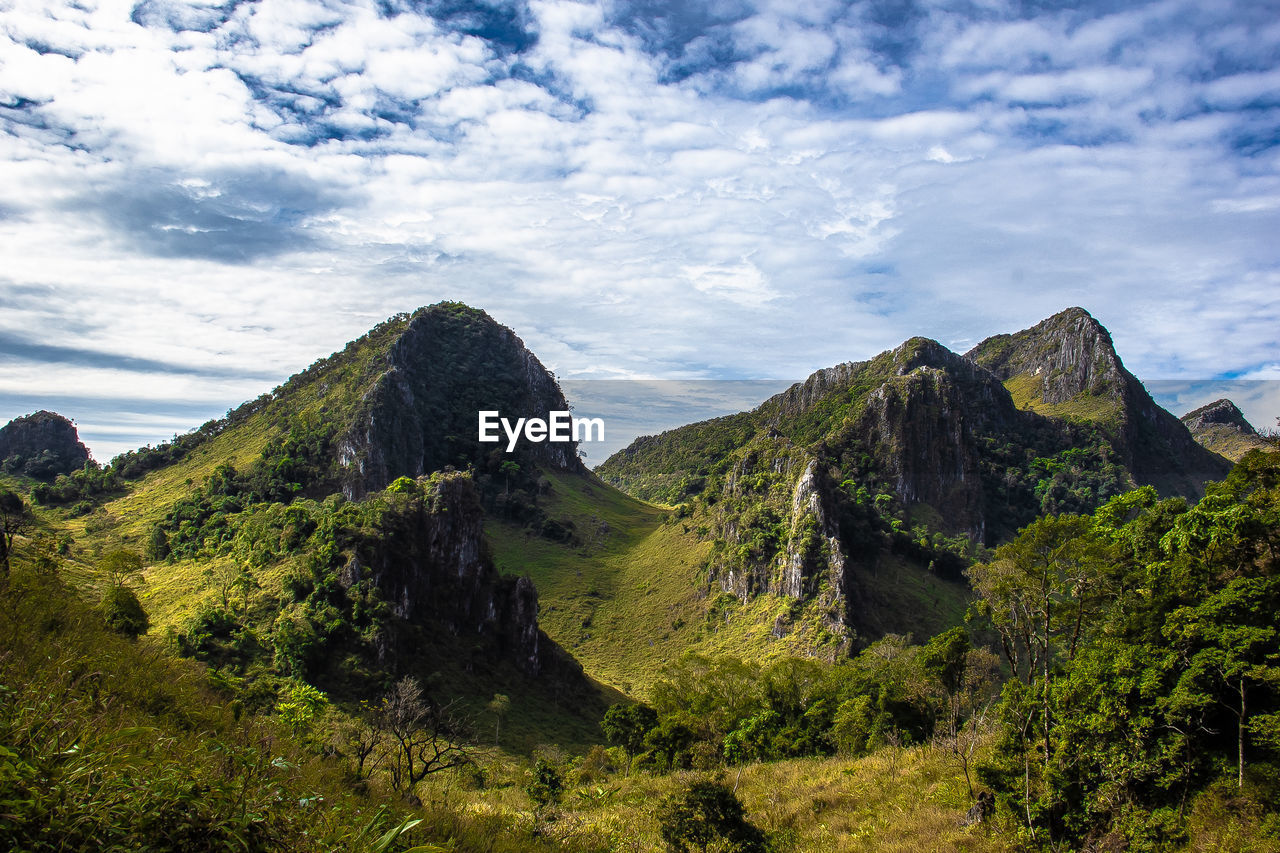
681, 262, 777, 308
0, 0, 1278, 462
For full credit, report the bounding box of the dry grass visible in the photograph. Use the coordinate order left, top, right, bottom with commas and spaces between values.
423, 745, 1012, 852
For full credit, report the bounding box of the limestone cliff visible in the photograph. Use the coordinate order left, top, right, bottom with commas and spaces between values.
967, 307, 1230, 496
0, 410, 90, 479
346, 471, 544, 675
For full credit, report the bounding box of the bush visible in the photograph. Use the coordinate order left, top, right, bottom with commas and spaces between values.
525, 759, 564, 809
101, 586, 149, 638
656, 778, 767, 853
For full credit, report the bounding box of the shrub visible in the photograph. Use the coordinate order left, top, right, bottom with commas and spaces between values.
656, 778, 767, 853
101, 586, 149, 638
525, 759, 564, 809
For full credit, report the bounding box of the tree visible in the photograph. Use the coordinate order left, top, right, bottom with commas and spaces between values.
275, 682, 329, 737
375, 676, 473, 798
1165, 576, 1280, 788
525, 758, 564, 810
99, 548, 145, 589
488, 693, 511, 746
332, 701, 386, 781
967, 513, 1110, 819
644, 718, 695, 772
601, 702, 657, 765
934, 647, 1001, 798
656, 778, 767, 853
101, 585, 148, 638
0, 489, 31, 578
500, 460, 520, 497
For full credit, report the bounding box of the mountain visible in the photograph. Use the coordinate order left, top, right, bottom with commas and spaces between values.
332, 303, 583, 499
966, 307, 1230, 495
1181, 398, 1273, 461
34, 303, 609, 749
0, 410, 90, 479
598, 308, 1230, 650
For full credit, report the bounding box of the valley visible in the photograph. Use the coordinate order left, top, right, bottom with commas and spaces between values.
1, 302, 1276, 852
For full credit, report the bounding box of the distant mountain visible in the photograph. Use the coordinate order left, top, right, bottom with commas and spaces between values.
0, 410, 90, 480
599, 308, 1230, 649
1181, 399, 1272, 461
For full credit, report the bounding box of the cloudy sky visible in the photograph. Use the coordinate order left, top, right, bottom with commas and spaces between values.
1, 0, 1278, 461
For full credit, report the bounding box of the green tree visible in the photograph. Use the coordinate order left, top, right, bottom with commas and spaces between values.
1165, 575, 1280, 788
276, 682, 329, 736
100, 585, 148, 638
601, 702, 657, 764
99, 549, 145, 590
499, 460, 520, 496
524, 758, 563, 810
487, 693, 510, 746
644, 719, 695, 772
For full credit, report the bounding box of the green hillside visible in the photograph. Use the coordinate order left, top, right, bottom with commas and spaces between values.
4, 303, 1276, 852
485, 469, 970, 698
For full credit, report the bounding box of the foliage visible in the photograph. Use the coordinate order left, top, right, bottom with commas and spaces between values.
656, 778, 767, 853
602, 702, 658, 761
0, 568, 407, 852
101, 584, 149, 638
608, 638, 997, 776
30, 459, 122, 506
525, 758, 565, 809
276, 682, 330, 736
0, 487, 29, 576
972, 451, 1280, 849
100, 547, 145, 588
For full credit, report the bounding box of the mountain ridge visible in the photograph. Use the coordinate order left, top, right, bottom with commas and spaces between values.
598, 306, 1229, 651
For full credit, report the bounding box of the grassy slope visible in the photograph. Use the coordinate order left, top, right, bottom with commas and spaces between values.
1003, 372, 1122, 425
1189, 424, 1273, 462
45, 318, 410, 624
487, 471, 972, 700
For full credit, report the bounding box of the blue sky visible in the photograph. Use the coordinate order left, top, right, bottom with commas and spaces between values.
1, 0, 1278, 461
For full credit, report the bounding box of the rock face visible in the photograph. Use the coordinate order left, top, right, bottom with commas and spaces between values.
1182, 398, 1257, 434
853, 338, 1026, 539
339, 304, 584, 499
967, 307, 1230, 495
967, 307, 1126, 406
1181, 399, 1272, 462
343, 472, 544, 675
0, 411, 90, 479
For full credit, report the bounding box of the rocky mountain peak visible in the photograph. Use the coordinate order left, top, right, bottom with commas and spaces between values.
965, 307, 1229, 495
0, 410, 91, 479
1180, 398, 1271, 462
338, 302, 584, 498
966, 306, 1123, 405
1181, 399, 1257, 435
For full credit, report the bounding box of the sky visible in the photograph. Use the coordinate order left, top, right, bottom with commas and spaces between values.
1, 0, 1278, 462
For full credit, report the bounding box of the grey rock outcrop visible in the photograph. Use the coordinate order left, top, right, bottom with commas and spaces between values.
338, 305, 584, 499
0, 410, 90, 479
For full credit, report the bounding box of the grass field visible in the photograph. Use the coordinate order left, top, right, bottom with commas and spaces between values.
487, 470, 973, 701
